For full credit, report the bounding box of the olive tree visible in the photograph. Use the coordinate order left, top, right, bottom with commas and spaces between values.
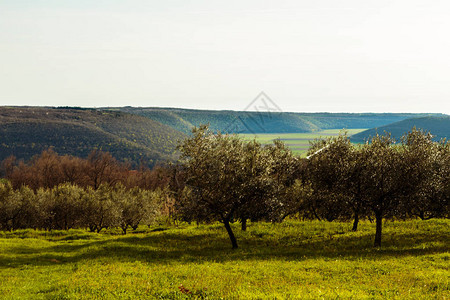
0, 180, 18, 231
0, 181, 36, 231
263, 140, 303, 222
42, 183, 87, 230
117, 185, 162, 234
360, 133, 407, 247
177, 126, 250, 248
305, 134, 355, 223
234, 139, 299, 231
177, 125, 297, 248
401, 128, 449, 219
84, 184, 120, 233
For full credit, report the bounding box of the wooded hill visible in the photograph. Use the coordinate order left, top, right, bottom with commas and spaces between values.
111, 107, 440, 134
0, 107, 186, 166
351, 115, 450, 143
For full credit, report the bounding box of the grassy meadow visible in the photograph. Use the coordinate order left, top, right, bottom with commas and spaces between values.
0, 219, 448, 299
239, 129, 367, 155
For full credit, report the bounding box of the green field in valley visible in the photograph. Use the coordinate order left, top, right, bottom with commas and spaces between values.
239, 129, 367, 155
0, 219, 448, 299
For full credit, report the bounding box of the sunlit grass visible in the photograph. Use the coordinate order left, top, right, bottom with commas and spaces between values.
0, 219, 448, 299
239, 129, 367, 156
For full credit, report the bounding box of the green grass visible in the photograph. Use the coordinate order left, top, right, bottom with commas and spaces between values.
239, 129, 367, 155
0, 219, 448, 299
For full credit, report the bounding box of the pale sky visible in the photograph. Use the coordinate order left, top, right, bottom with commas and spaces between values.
0, 0, 449, 114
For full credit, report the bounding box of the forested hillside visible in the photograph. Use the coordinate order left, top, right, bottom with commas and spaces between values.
0, 107, 186, 166
112, 107, 440, 134
351, 115, 450, 143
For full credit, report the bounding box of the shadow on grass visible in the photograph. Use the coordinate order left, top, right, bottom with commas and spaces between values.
1, 224, 449, 269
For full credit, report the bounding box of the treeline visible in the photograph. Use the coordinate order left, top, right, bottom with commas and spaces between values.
1, 149, 170, 191
303, 129, 449, 246
0, 126, 448, 249
0, 181, 165, 234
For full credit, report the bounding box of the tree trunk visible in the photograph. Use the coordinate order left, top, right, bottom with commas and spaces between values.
419, 210, 425, 220
311, 205, 322, 221
352, 211, 359, 231
241, 218, 247, 231
223, 218, 238, 249
374, 211, 383, 247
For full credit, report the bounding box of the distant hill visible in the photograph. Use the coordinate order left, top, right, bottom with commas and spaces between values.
350, 115, 450, 143
110, 107, 440, 134
0, 107, 186, 166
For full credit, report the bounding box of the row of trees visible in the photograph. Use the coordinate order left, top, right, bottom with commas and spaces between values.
175, 126, 449, 248
0, 181, 164, 234
304, 129, 449, 246
1, 149, 170, 191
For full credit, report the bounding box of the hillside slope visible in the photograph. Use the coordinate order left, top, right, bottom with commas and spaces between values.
350, 115, 450, 143
111, 107, 319, 133
112, 107, 439, 134
0, 107, 186, 166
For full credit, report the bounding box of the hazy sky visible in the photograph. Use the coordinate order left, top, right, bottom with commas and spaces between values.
1, 0, 449, 114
